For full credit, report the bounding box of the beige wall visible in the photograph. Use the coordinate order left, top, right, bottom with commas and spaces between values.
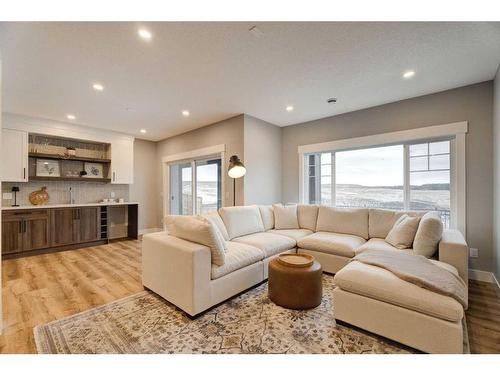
130, 139, 159, 232
243, 115, 282, 205
156, 115, 245, 225
493, 66, 500, 280
282, 81, 494, 272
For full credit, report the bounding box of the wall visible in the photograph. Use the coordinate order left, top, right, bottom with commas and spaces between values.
493, 66, 500, 281
130, 139, 159, 232
282, 81, 494, 272
156, 115, 244, 225
243, 115, 282, 205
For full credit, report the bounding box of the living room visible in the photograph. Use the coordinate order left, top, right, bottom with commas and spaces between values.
1, 0, 500, 372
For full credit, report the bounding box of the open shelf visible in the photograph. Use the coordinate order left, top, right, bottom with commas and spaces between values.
29, 176, 111, 183
29, 152, 111, 164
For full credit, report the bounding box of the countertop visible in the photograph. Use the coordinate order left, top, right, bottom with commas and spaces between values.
1, 202, 139, 211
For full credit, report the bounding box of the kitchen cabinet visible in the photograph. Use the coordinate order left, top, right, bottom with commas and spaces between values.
110, 138, 134, 184
1, 128, 28, 182
1, 210, 50, 254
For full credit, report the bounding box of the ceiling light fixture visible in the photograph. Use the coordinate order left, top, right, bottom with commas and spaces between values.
140, 129, 147, 134
286, 105, 294, 112
403, 70, 415, 79
138, 28, 152, 40
182, 110, 190, 117
66, 114, 76, 120
92, 83, 104, 91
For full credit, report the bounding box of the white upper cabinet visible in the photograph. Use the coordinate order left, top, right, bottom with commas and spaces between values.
110, 138, 134, 184
2, 128, 28, 182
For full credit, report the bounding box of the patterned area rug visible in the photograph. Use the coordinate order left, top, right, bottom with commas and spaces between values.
35, 275, 427, 354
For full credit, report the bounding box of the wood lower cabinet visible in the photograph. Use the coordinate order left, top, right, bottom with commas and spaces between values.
50, 207, 100, 247
2, 210, 50, 254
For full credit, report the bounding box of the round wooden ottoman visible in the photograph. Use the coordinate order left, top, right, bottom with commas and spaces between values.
268, 253, 323, 310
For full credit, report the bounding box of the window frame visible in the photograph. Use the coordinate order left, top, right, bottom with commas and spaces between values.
298, 122, 467, 235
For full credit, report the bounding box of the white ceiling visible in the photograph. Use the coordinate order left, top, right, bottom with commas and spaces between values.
0, 22, 499, 141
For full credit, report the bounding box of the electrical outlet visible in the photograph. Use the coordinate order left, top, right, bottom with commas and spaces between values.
2, 192, 13, 200
110, 191, 115, 198
469, 248, 479, 258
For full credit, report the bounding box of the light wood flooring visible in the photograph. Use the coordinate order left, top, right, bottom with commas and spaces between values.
1, 240, 499, 354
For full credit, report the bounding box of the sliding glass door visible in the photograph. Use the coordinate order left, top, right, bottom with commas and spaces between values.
169, 157, 222, 215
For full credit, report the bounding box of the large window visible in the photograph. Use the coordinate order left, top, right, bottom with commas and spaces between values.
304, 139, 452, 227
170, 157, 222, 215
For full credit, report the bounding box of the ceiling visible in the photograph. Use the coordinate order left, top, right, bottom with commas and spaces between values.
0, 22, 499, 141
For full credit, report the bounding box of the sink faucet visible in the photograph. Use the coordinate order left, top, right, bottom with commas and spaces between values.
69, 187, 75, 204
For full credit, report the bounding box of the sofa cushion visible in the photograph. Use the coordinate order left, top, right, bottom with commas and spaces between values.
297, 231, 366, 258
316, 206, 369, 239
297, 204, 319, 231
219, 206, 265, 240
369, 209, 423, 239
201, 211, 229, 241
385, 214, 421, 249
259, 205, 274, 231
233, 232, 296, 258
211, 241, 264, 280
273, 204, 299, 229
334, 260, 463, 322
267, 228, 313, 240
355, 238, 412, 256
165, 215, 226, 266
413, 212, 443, 258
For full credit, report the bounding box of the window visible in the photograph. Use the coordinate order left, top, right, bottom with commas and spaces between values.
303, 139, 452, 227
169, 157, 222, 215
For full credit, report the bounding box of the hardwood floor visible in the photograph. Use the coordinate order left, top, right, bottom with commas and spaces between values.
1, 240, 499, 354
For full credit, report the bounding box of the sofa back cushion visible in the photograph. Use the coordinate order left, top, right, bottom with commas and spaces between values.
316, 206, 369, 239
258, 205, 275, 230
273, 204, 299, 229
369, 209, 422, 238
413, 212, 443, 258
298, 204, 319, 231
201, 211, 230, 241
165, 215, 226, 266
219, 205, 265, 239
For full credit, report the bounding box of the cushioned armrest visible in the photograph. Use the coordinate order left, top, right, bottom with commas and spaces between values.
438, 229, 468, 285
142, 232, 211, 315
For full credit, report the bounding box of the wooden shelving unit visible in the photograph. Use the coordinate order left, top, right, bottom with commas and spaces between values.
28, 152, 111, 164
29, 176, 112, 183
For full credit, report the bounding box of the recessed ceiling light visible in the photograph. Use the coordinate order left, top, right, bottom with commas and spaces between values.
182, 110, 190, 117
138, 28, 152, 40
403, 70, 415, 79
286, 105, 294, 112
92, 83, 104, 91
66, 114, 76, 120
140, 129, 147, 134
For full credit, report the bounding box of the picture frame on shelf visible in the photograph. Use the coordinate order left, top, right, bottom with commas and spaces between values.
36, 159, 61, 177
83, 162, 104, 178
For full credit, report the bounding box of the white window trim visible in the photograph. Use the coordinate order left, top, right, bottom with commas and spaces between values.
298, 122, 467, 236
162, 144, 226, 227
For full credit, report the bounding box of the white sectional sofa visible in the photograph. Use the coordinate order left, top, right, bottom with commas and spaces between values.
142, 204, 469, 353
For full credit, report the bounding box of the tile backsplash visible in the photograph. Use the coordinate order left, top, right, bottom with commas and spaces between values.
2, 181, 129, 207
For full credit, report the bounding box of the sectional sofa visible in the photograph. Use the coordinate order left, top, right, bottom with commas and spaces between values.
142, 204, 469, 353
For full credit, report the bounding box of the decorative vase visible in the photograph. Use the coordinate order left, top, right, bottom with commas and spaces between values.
29, 186, 49, 205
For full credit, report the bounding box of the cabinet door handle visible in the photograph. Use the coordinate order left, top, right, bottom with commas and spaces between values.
113, 171, 116, 182
23, 167, 26, 180
19, 220, 23, 233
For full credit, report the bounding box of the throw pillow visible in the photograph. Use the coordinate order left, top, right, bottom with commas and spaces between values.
385, 214, 421, 249
165, 215, 226, 266
272, 204, 299, 229
413, 212, 443, 258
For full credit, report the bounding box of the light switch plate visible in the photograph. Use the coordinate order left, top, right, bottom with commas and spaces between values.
469, 248, 479, 258
2, 192, 13, 200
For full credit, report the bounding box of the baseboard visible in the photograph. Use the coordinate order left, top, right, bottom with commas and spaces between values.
469, 268, 497, 284
139, 227, 162, 235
